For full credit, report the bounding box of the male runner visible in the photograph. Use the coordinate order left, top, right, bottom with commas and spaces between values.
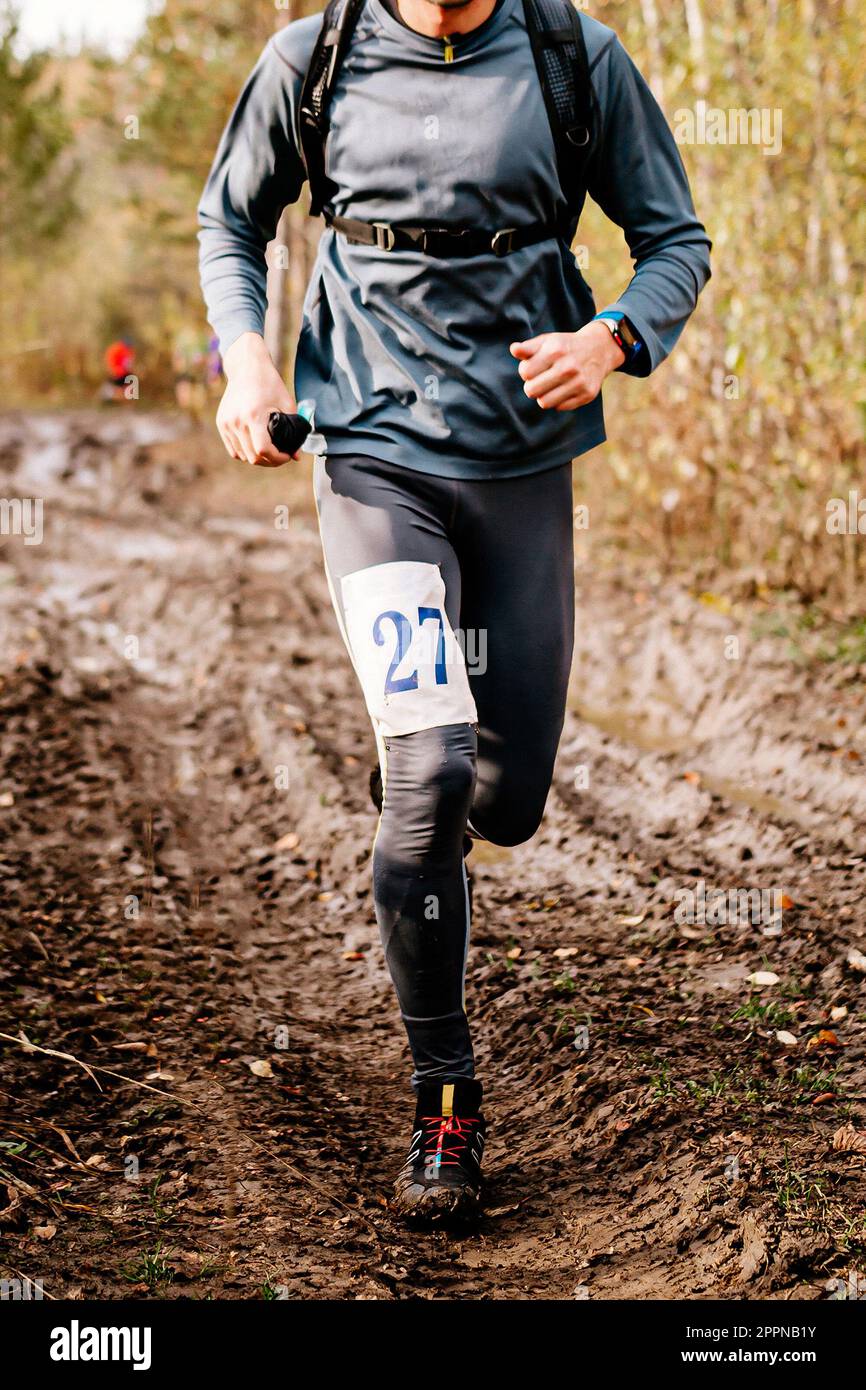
198, 0, 710, 1222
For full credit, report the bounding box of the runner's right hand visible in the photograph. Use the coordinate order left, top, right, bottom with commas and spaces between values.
217, 331, 298, 466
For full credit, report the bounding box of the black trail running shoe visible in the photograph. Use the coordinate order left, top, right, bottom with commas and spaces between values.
393, 1079, 486, 1223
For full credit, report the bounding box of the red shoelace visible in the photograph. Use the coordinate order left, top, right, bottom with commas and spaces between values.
420, 1115, 480, 1167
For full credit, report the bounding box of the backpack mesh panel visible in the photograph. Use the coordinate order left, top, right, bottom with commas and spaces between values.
304, 0, 353, 123
530, 0, 584, 135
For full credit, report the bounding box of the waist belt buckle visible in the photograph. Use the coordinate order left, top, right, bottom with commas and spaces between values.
372, 222, 396, 252
421, 227, 468, 256
491, 227, 517, 258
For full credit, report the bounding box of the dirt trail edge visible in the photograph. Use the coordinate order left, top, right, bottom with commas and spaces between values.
1, 412, 864, 1301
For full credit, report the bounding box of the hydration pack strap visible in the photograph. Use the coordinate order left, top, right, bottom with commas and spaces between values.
522, 0, 597, 205
299, 0, 367, 216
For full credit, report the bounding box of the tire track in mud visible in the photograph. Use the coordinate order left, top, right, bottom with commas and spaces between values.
1, 413, 864, 1300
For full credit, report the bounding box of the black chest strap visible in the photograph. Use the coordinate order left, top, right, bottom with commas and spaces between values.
325, 211, 562, 257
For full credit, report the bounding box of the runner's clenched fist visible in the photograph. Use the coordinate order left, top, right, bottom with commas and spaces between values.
510, 319, 625, 411
217, 331, 298, 466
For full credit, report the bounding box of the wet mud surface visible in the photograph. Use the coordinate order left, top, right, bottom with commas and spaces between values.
1, 411, 864, 1299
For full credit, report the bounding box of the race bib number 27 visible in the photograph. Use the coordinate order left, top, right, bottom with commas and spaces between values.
340, 560, 477, 736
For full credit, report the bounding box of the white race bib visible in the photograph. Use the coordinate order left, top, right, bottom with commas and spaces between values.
340, 560, 477, 736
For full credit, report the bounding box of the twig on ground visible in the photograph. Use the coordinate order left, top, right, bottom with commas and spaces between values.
0, 1031, 196, 1105
0, 1265, 57, 1300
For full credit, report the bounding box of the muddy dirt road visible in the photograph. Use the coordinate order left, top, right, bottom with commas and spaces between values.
1, 411, 864, 1300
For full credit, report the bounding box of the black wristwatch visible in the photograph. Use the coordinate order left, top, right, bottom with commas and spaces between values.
596, 313, 642, 366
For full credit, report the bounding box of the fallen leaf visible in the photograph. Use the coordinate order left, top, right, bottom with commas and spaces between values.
832, 1123, 866, 1153
33, 1224, 57, 1240
506, 946, 522, 960
273, 831, 300, 852
485, 1202, 521, 1217
317, 891, 334, 902
248, 1059, 273, 1078
739, 1216, 766, 1281
811, 1092, 836, 1106
775, 1031, 798, 1046
619, 913, 646, 927
168, 1249, 204, 1279
84, 1154, 106, 1169
806, 1029, 841, 1050
779, 893, 796, 911
24, 931, 49, 960
624, 955, 644, 969
342, 950, 364, 961
553, 947, 578, 959
830, 1005, 848, 1022
0, 790, 14, 808
698, 591, 731, 613
846, 948, 866, 973
0, 1186, 22, 1223
748, 971, 779, 987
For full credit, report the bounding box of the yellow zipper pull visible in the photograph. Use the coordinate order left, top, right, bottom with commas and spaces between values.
443, 35, 454, 62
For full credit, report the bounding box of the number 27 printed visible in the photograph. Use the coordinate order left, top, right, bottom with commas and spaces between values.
373, 606, 448, 695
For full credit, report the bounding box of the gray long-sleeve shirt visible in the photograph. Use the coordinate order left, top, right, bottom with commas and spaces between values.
198, 0, 711, 479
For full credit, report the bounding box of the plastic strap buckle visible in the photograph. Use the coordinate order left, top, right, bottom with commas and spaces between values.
372, 222, 396, 251
420, 227, 471, 255
491, 227, 517, 257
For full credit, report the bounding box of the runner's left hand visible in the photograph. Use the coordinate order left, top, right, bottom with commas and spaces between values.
509, 321, 625, 411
